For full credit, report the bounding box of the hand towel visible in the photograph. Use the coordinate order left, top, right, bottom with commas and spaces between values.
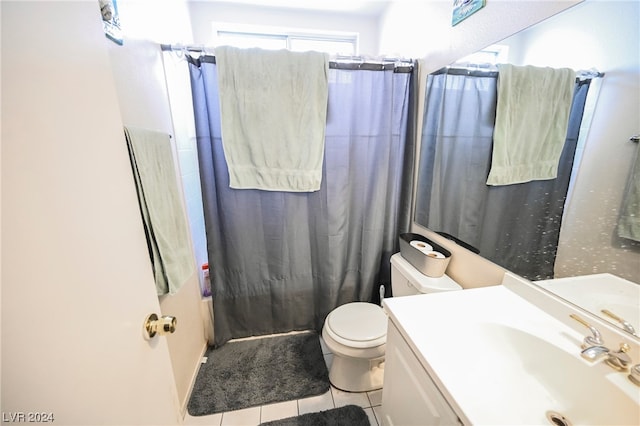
215, 46, 329, 192
125, 126, 194, 295
617, 144, 640, 242
487, 64, 576, 186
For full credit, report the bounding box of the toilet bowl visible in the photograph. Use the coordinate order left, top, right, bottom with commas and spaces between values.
321, 252, 462, 392
322, 302, 387, 392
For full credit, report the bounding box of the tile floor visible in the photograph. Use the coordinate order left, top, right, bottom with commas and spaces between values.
183, 335, 382, 426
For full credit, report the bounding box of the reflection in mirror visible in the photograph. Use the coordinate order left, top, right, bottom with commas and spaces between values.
414, 1, 640, 335
537, 274, 639, 338
415, 66, 595, 281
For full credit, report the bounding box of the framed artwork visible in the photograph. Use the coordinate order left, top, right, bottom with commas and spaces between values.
452, 0, 486, 26
99, 0, 123, 45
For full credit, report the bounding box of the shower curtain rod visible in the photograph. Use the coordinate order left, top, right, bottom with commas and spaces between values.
432, 65, 604, 80
160, 43, 415, 72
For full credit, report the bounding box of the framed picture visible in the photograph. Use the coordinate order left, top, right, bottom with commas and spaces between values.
99, 0, 123, 45
452, 0, 486, 26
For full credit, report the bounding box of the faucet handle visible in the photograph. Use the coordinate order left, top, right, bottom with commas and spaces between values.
629, 364, 640, 386
570, 314, 604, 347
606, 343, 632, 371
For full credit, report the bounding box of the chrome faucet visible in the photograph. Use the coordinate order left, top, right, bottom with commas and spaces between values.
581, 343, 633, 371
570, 314, 604, 347
570, 314, 632, 371
580, 345, 610, 362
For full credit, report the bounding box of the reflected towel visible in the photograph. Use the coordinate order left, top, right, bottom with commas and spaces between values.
487, 64, 576, 186
617, 144, 640, 242
125, 126, 194, 295
215, 46, 329, 192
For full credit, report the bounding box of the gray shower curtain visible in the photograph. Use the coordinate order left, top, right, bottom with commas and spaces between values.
416, 69, 591, 280
189, 56, 414, 347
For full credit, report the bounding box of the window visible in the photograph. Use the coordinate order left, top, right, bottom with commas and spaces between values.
212, 23, 358, 55
455, 44, 509, 67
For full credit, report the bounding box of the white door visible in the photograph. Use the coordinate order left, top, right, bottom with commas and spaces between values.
1, 2, 181, 424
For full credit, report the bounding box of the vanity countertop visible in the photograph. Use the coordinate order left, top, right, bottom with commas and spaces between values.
382, 276, 640, 425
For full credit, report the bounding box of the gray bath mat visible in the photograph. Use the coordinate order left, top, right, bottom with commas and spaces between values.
260, 405, 370, 426
187, 332, 330, 416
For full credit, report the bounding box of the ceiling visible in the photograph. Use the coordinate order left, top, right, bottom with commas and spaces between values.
206, 0, 392, 16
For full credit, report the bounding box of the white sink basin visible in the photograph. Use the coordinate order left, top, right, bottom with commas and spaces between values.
468, 323, 639, 425
383, 275, 640, 425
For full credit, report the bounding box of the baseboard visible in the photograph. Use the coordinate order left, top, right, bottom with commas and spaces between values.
181, 296, 214, 416
180, 340, 209, 419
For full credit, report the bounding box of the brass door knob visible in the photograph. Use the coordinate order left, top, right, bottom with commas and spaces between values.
144, 313, 177, 339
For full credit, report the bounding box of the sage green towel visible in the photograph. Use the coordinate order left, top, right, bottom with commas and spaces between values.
487, 64, 576, 186
125, 126, 194, 295
216, 46, 329, 192
617, 144, 640, 242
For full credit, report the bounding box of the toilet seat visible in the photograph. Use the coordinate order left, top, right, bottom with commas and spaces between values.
324, 302, 387, 349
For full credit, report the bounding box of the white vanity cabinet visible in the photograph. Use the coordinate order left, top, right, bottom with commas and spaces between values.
381, 321, 462, 426
381, 281, 640, 425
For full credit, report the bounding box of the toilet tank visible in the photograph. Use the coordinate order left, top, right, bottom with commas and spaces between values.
390, 253, 462, 297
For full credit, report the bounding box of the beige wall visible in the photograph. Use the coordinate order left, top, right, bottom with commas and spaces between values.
417, 229, 507, 289
107, 1, 206, 415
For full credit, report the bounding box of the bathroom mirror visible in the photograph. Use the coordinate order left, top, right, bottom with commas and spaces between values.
413, 0, 640, 337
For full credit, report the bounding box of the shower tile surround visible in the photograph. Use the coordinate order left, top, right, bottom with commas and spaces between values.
183, 333, 382, 426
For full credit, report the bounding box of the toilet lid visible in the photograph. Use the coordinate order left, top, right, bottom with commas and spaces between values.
327, 302, 387, 343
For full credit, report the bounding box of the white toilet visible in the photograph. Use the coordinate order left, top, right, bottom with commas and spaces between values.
321, 252, 462, 392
